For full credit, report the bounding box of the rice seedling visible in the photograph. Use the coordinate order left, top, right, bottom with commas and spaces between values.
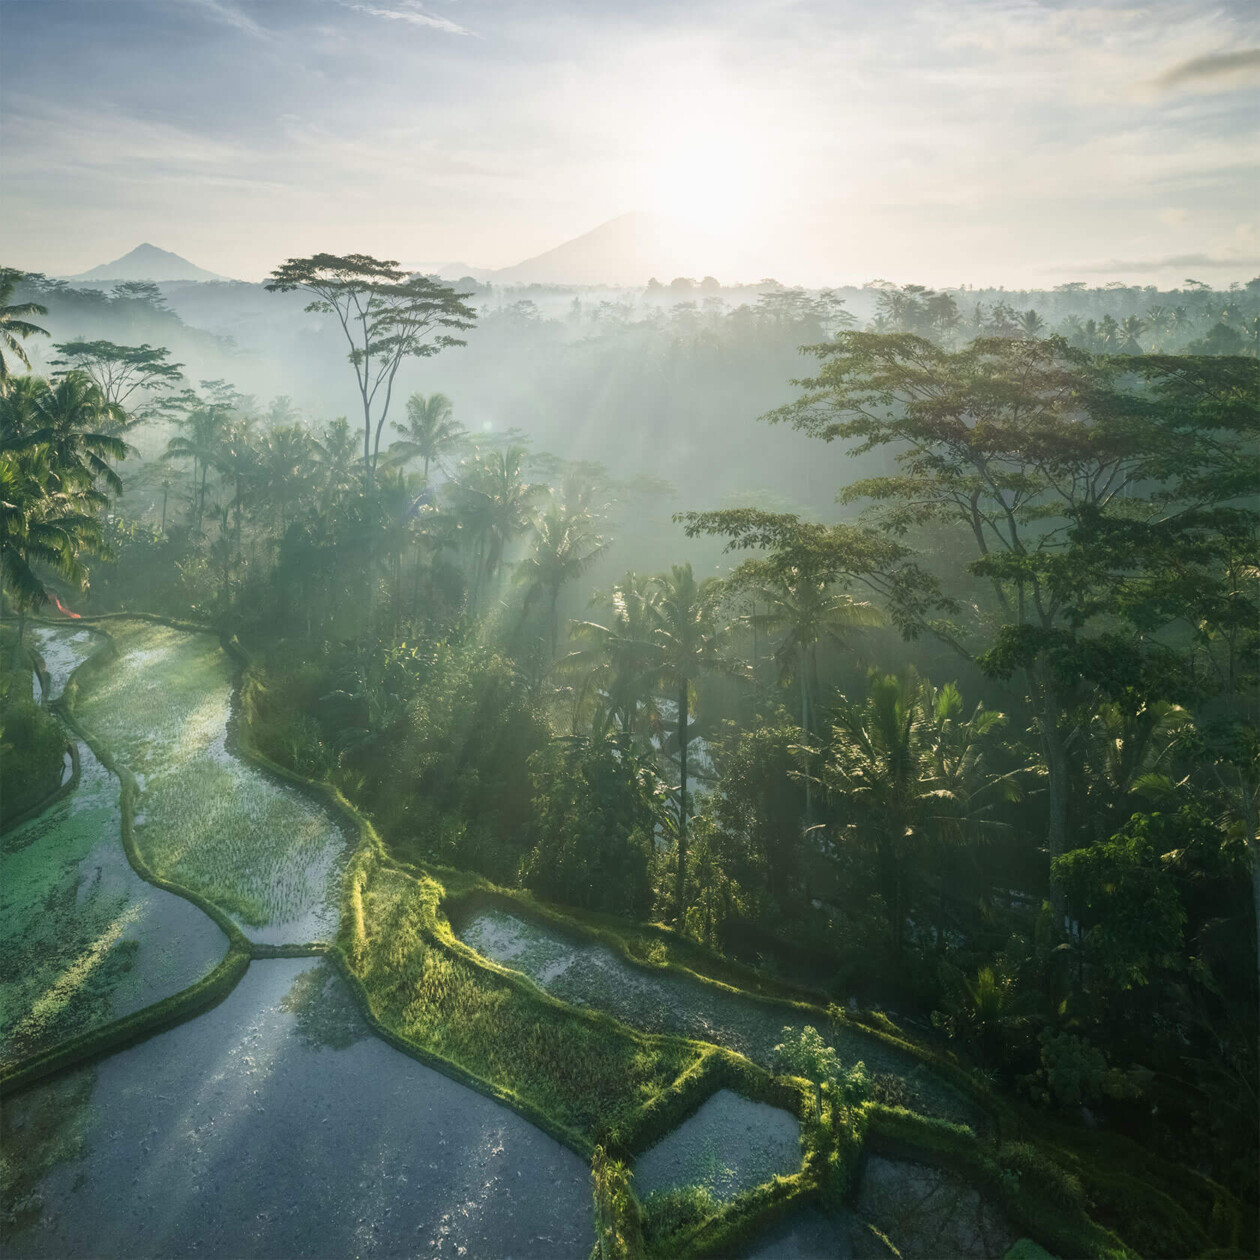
72, 620, 350, 943
348, 863, 702, 1144
1, 627, 227, 1070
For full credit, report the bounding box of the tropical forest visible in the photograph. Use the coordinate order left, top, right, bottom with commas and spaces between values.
1, 3, 1258, 1259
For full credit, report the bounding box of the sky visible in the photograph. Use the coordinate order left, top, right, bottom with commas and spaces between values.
2, 0, 1258, 287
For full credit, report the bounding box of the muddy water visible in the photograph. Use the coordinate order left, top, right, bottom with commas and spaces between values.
459, 907, 979, 1125
3, 959, 594, 1259
1, 626, 227, 1069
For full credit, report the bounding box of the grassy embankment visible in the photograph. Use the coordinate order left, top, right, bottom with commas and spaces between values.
0, 627, 70, 830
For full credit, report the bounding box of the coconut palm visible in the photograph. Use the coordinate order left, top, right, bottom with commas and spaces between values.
24, 372, 126, 498
450, 445, 545, 609
1017, 309, 1046, 339
517, 500, 607, 662
738, 562, 883, 825
565, 572, 665, 741
389, 391, 464, 478
0, 268, 49, 380
1118, 315, 1146, 355
820, 670, 1019, 957
311, 416, 361, 508
648, 563, 730, 916
164, 403, 231, 532
1, 374, 123, 641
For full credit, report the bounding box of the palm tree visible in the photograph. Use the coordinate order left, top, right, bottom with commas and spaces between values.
213, 415, 262, 565
164, 403, 231, 532
740, 563, 882, 824
450, 445, 545, 610
372, 466, 427, 625
648, 563, 729, 917
26, 372, 126, 498
0, 268, 49, 380
389, 391, 464, 478
565, 572, 665, 741
820, 670, 1018, 957
311, 416, 361, 508
1017, 309, 1046, 339
1, 374, 123, 646
517, 501, 607, 662
259, 423, 316, 534
1118, 315, 1146, 355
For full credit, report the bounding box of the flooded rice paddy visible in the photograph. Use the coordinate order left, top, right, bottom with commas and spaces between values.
633, 1089, 800, 1204
745, 1206, 897, 1258
854, 1156, 1017, 1259
72, 620, 349, 944
2, 627, 227, 1070
458, 907, 979, 1124
2, 959, 595, 1258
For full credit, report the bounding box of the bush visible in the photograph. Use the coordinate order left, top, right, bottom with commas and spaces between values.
0, 689, 65, 826
519, 736, 658, 917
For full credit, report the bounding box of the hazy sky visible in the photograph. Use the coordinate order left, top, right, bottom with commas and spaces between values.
2, 0, 1258, 286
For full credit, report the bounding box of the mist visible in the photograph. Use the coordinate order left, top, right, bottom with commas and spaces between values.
3, 2, 1259, 1258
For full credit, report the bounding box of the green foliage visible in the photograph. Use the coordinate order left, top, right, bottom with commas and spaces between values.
1052, 813, 1190, 990
519, 735, 660, 917
0, 688, 64, 825
378, 638, 549, 880
773, 1024, 870, 1108
592, 1145, 644, 1260
1023, 1031, 1136, 1110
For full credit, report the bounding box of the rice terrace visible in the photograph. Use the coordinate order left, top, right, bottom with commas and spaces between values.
1, 1, 1258, 1257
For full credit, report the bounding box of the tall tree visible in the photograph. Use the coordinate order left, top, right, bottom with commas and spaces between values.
450, 445, 545, 609
734, 559, 882, 824
649, 563, 729, 917
682, 336, 1258, 906
50, 340, 184, 424
517, 501, 607, 663
821, 669, 1017, 957
265, 255, 475, 485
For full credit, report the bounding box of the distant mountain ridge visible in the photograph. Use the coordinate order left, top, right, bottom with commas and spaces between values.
411, 213, 734, 286
69, 243, 229, 283
489, 212, 727, 286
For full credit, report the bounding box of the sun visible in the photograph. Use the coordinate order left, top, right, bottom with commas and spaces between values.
643, 125, 763, 236
628, 79, 779, 241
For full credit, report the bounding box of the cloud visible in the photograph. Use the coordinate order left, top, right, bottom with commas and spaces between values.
1075, 253, 1260, 273
188, 0, 274, 41
341, 2, 472, 36
1153, 48, 1260, 91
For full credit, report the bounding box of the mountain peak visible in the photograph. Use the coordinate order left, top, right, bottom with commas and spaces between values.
68, 244, 229, 283
492, 213, 731, 286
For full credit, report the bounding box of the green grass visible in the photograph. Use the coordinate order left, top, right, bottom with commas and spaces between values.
343, 855, 702, 1147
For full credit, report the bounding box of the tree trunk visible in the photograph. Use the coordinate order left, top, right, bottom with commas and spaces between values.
800, 645, 814, 831
676, 680, 689, 922
13, 608, 26, 671
1038, 682, 1071, 930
